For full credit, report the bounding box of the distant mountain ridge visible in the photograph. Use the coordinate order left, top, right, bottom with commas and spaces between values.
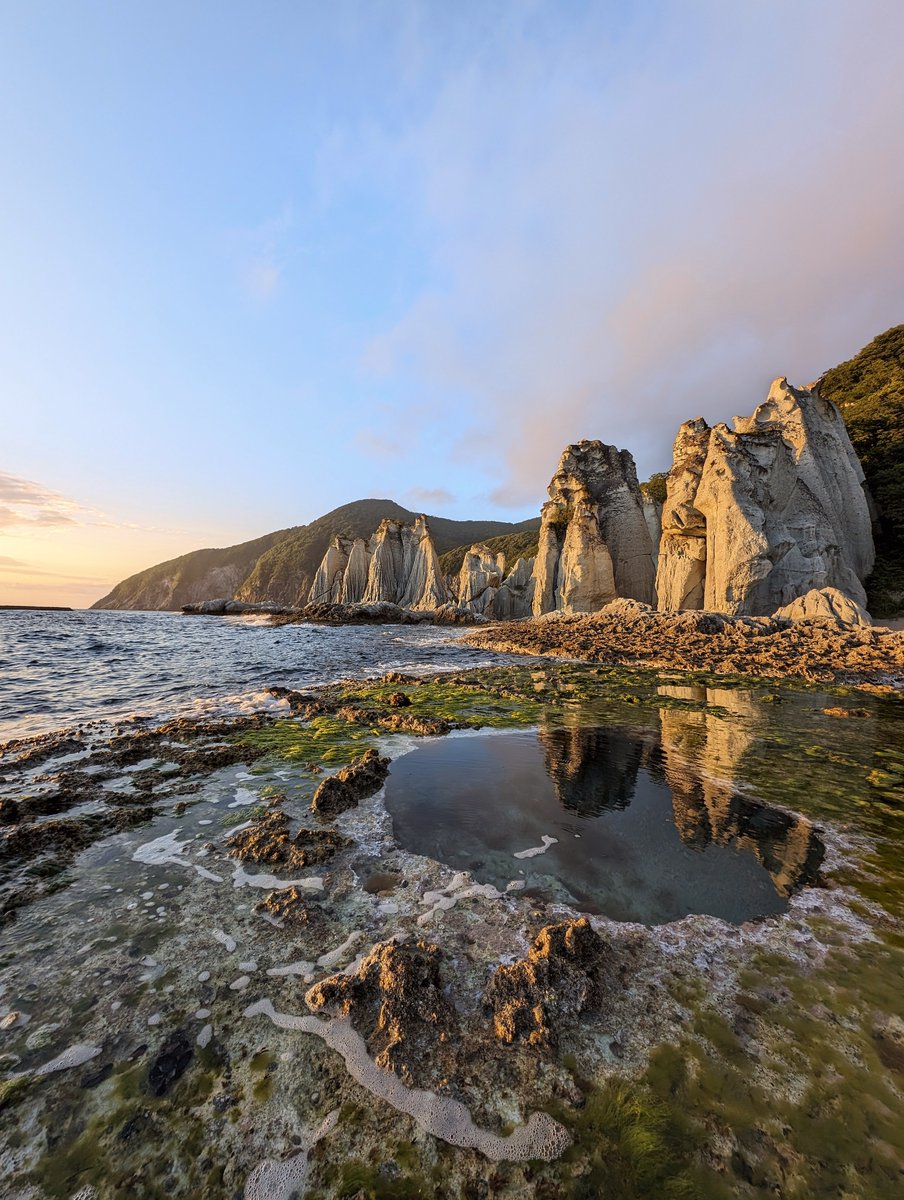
92, 499, 540, 610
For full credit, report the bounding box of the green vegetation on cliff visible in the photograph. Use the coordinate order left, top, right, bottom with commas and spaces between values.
438, 528, 541, 578
819, 324, 904, 614
93, 499, 539, 610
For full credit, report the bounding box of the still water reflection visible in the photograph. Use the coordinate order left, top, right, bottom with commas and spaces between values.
384, 725, 824, 925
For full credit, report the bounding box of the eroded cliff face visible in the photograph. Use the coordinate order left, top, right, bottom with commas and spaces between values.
656, 379, 875, 616
451, 545, 536, 618
308, 516, 450, 611
308, 538, 351, 605
532, 441, 657, 615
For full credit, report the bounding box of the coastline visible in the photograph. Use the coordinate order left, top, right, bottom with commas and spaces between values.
2, 656, 903, 1196
464, 599, 904, 688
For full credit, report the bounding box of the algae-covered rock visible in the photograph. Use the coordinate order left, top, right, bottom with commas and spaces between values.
483, 918, 609, 1048
255, 885, 316, 925
311, 750, 390, 817
304, 938, 458, 1084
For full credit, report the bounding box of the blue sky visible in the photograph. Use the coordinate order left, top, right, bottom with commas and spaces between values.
2, 1, 903, 605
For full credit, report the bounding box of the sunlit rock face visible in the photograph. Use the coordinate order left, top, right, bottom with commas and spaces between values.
307, 516, 450, 611
339, 537, 371, 604
532, 441, 657, 616
308, 537, 351, 604
457, 544, 503, 615
656, 379, 875, 616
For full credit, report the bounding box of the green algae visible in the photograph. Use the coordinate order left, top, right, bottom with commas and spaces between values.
235, 716, 378, 766
547, 1064, 730, 1200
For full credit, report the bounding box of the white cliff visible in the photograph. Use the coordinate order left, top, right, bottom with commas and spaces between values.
308, 537, 350, 605
532, 441, 657, 615
656, 379, 875, 616
309, 516, 450, 612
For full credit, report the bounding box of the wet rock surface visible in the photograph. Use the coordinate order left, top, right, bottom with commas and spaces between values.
0, 659, 902, 1199
147, 1029, 193, 1096
311, 749, 391, 817
227, 804, 349, 870
305, 938, 459, 1085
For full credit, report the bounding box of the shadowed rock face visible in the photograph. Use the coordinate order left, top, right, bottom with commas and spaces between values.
656, 379, 875, 617
453, 546, 536, 618
532, 441, 656, 615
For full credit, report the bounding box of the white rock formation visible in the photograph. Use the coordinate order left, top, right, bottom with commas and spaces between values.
656, 379, 875, 617
309, 516, 450, 611
339, 537, 371, 604
494, 556, 536, 619
308, 537, 350, 605
532, 441, 656, 615
457, 545, 503, 615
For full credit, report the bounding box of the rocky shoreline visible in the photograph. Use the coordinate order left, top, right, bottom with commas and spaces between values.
182, 598, 489, 625
2, 661, 903, 1197
465, 598, 904, 687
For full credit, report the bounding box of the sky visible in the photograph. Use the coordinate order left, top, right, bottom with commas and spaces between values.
1, 1, 902, 607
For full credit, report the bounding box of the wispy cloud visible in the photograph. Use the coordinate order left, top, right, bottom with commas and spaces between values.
236, 207, 294, 302
0, 471, 175, 534
406, 485, 456, 509
352, 1, 904, 503
0, 472, 89, 529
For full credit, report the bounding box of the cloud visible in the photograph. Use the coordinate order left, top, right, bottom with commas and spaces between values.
0, 471, 174, 534
352, 0, 904, 503
0, 472, 87, 528
235, 207, 294, 303
406, 485, 456, 508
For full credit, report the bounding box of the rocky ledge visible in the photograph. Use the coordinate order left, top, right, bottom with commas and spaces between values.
183, 598, 490, 625
465, 596, 904, 686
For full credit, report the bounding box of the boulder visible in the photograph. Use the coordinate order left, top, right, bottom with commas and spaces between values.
305, 938, 457, 1084
774, 587, 872, 627
532, 441, 656, 615
656, 379, 875, 617
311, 749, 390, 817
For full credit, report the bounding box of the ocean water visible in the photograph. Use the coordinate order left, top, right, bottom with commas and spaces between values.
0, 609, 506, 740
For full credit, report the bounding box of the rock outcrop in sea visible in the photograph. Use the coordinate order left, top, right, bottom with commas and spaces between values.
656, 379, 875, 617
532, 441, 657, 615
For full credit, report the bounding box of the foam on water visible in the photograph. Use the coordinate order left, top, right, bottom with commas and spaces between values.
244, 999, 570, 1162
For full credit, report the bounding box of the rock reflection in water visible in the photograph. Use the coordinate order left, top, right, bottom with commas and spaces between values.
540, 726, 643, 816
385, 723, 823, 926
655, 689, 825, 895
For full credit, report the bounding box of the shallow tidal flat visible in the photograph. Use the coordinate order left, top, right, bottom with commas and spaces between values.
1, 662, 903, 1198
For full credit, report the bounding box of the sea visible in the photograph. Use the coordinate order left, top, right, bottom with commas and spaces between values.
0, 609, 507, 741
